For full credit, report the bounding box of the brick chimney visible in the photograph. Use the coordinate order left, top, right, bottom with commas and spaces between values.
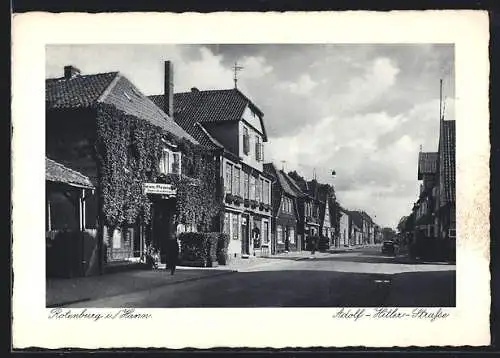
164, 61, 174, 118
64, 65, 81, 79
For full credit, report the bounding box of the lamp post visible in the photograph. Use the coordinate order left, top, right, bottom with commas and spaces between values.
331, 169, 338, 248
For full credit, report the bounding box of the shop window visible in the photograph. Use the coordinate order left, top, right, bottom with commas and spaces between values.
289, 227, 295, 244
262, 221, 269, 244
277, 225, 283, 244
231, 213, 239, 240
224, 212, 230, 235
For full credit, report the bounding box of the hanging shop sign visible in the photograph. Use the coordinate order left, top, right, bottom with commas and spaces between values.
143, 183, 177, 196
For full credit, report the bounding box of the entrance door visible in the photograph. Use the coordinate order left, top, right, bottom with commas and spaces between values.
151, 199, 175, 263
284, 227, 290, 251
241, 216, 249, 255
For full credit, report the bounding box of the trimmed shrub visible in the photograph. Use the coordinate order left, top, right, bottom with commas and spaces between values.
306, 235, 320, 252
216, 233, 230, 265
318, 236, 330, 252
178, 232, 219, 267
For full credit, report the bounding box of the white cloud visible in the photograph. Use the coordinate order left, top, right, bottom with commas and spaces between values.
335, 57, 400, 112
46, 44, 453, 229
277, 73, 318, 96
239, 56, 273, 78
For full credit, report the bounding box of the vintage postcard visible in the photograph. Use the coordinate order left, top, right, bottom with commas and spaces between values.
12, 11, 490, 348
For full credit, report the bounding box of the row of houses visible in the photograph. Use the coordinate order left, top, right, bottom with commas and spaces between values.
45, 60, 381, 277
398, 104, 456, 261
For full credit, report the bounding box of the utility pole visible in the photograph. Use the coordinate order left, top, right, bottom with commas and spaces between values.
233, 61, 244, 89
439, 78, 443, 121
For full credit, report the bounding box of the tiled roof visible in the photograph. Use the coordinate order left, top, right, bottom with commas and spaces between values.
46, 71, 197, 144
348, 211, 363, 229
150, 88, 268, 146
46, 157, 94, 188
263, 163, 301, 198
46, 72, 118, 109
281, 172, 307, 198
440, 120, 456, 205
101, 75, 197, 143
418, 152, 438, 179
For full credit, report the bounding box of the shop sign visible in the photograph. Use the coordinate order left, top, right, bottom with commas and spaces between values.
143, 183, 177, 196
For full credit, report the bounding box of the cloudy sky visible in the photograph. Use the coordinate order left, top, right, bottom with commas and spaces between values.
46, 44, 454, 228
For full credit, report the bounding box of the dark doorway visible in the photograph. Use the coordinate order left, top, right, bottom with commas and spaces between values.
284, 228, 290, 252
151, 198, 175, 263
242, 216, 249, 255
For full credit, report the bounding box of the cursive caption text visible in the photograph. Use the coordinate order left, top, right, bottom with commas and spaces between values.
48, 308, 152, 321
332, 307, 449, 322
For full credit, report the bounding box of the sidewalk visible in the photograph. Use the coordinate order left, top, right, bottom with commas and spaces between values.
47, 266, 236, 307
394, 254, 456, 266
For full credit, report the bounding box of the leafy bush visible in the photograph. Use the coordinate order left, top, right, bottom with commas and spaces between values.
178, 232, 219, 267
216, 233, 230, 265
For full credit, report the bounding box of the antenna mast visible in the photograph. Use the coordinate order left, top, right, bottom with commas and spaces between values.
233, 61, 244, 89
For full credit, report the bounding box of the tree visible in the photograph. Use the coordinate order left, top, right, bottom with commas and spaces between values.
381, 227, 397, 241
397, 216, 408, 233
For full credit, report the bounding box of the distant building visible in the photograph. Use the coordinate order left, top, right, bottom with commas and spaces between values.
338, 207, 350, 247
263, 163, 303, 254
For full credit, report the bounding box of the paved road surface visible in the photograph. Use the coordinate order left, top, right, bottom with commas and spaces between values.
67, 246, 456, 308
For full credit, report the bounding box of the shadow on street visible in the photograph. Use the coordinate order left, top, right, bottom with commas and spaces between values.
70, 267, 456, 308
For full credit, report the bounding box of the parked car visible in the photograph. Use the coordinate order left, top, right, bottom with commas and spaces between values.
381, 240, 398, 254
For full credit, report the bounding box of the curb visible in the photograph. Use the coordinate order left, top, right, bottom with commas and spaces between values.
46, 270, 237, 307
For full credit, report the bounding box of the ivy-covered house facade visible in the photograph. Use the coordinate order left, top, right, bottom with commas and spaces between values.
150, 65, 273, 258
46, 65, 218, 275
263, 163, 302, 254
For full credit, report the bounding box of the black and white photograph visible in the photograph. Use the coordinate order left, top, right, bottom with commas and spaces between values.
12, 11, 489, 349
44, 43, 457, 309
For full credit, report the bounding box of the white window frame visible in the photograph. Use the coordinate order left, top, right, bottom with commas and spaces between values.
225, 162, 233, 194
243, 171, 249, 200
159, 148, 182, 175
233, 167, 240, 196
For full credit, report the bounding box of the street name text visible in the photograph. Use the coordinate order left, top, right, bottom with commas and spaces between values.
332, 307, 449, 322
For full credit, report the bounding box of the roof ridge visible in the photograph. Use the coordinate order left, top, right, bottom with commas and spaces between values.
46, 71, 119, 82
